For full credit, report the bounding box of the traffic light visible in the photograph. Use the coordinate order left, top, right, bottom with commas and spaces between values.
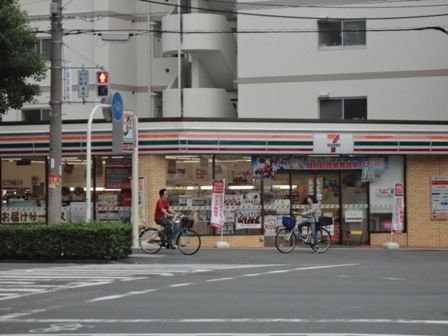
96, 71, 109, 97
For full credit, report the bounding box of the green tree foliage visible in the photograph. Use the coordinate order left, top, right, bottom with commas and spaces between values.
0, 0, 46, 114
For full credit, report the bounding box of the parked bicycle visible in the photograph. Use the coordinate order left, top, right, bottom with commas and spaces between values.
139, 215, 201, 255
275, 215, 332, 253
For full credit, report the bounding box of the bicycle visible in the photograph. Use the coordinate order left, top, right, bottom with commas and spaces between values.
275, 215, 332, 253
139, 215, 201, 255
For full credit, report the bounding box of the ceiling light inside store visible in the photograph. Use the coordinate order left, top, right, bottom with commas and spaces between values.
200, 186, 213, 190
69, 187, 121, 192
272, 185, 297, 190
228, 185, 255, 190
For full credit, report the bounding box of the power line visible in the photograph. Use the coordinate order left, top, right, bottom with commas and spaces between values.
55, 26, 448, 36
189, 0, 448, 10
138, 0, 448, 20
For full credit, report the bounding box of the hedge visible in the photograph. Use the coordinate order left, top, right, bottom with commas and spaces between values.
0, 221, 132, 260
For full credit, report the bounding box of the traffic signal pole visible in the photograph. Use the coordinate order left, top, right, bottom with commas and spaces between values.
48, 0, 63, 224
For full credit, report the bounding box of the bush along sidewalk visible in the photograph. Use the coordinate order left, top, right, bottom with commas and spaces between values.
0, 221, 132, 260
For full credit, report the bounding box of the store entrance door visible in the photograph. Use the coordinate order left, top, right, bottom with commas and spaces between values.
291, 170, 369, 245
291, 171, 341, 243
340, 171, 369, 245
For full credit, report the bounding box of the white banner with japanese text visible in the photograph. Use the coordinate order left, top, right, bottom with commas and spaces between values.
210, 179, 225, 228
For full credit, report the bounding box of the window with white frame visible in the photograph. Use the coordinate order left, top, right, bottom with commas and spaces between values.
318, 20, 366, 47
319, 97, 367, 120
22, 108, 50, 122
34, 37, 51, 60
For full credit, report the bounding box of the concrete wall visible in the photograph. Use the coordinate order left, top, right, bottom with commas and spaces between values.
237, 2, 448, 120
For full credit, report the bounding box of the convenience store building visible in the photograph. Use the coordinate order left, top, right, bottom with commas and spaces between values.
1, 120, 447, 248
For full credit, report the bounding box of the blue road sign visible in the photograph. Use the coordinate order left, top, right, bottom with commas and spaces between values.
112, 92, 123, 121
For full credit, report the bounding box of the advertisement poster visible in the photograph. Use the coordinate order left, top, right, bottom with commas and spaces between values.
235, 210, 261, 229
252, 156, 290, 180
105, 167, 131, 189
392, 182, 404, 233
344, 208, 363, 222
210, 179, 225, 228
264, 215, 281, 237
431, 176, 448, 219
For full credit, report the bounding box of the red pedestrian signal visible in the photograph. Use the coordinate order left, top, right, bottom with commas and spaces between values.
96, 71, 109, 97
97, 71, 108, 84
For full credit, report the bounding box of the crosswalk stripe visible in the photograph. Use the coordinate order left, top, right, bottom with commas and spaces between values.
0, 264, 283, 302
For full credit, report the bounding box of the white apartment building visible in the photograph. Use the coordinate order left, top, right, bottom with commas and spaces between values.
1, 0, 448, 248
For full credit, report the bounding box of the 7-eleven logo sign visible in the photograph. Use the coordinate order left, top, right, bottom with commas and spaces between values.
314, 133, 353, 154
327, 134, 341, 153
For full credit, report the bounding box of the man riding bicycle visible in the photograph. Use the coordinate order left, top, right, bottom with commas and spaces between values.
154, 188, 178, 249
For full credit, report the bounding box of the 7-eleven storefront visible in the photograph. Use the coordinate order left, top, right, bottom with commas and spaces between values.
1, 121, 447, 248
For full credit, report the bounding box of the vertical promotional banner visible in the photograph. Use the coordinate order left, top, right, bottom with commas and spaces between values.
210, 179, 225, 228
392, 182, 404, 233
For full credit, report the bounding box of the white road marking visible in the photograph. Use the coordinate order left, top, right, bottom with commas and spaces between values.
0, 264, 280, 302
294, 264, 358, 271
0, 281, 35, 285
381, 277, 404, 281
242, 273, 261, 277
0, 288, 45, 292
206, 277, 235, 282
0, 309, 48, 321
89, 288, 158, 302
0, 334, 441, 336
266, 269, 291, 274
2, 317, 447, 325
168, 283, 193, 288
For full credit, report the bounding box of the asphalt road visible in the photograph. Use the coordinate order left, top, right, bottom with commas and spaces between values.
0, 247, 448, 336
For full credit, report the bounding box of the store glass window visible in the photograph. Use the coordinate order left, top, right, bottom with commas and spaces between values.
61, 157, 88, 223
369, 156, 404, 232
215, 155, 261, 235
263, 172, 291, 214
166, 155, 214, 235
61, 156, 131, 223
1, 158, 47, 224
94, 156, 132, 223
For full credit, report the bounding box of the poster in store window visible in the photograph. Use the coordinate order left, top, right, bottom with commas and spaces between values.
235, 210, 262, 229
105, 167, 131, 189
431, 176, 448, 219
264, 215, 281, 237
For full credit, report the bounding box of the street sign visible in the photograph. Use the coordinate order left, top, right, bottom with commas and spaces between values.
63, 61, 72, 101
122, 111, 135, 153
77, 69, 89, 98
112, 92, 123, 121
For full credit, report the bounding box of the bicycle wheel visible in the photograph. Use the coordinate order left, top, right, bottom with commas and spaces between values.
139, 228, 163, 254
275, 228, 297, 253
312, 227, 331, 253
176, 229, 201, 255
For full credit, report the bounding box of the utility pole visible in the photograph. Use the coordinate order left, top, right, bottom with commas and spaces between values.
48, 0, 63, 224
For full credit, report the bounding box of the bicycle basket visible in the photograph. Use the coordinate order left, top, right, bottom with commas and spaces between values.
282, 216, 296, 230
318, 216, 333, 227
180, 216, 194, 228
